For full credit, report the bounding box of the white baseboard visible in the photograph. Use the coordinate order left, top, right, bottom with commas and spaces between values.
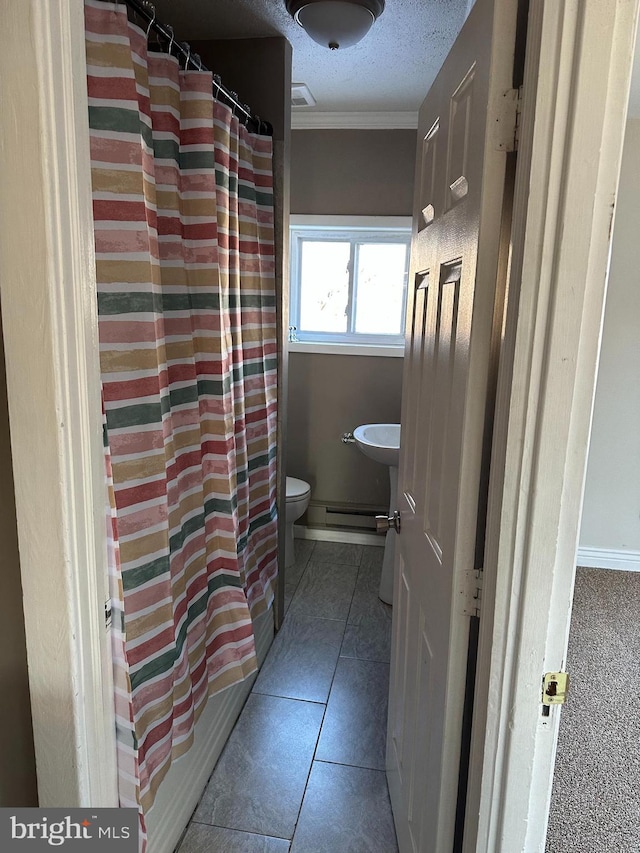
576, 546, 640, 572
145, 607, 275, 853
295, 535, 640, 566
293, 525, 384, 547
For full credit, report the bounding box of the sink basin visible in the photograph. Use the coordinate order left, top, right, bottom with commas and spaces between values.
353, 423, 401, 468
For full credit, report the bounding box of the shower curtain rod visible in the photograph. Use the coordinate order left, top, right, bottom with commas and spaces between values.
113, 0, 273, 136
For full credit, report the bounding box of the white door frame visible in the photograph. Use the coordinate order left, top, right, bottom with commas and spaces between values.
0, 0, 117, 806
465, 1, 639, 851
0, 0, 636, 848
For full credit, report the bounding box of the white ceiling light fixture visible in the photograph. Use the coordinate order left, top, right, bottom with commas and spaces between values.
285, 0, 385, 50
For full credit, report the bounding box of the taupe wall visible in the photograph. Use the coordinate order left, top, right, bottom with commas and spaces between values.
288, 353, 404, 507
291, 129, 417, 217
0, 312, 37, 806
579, 119, 640, 558
287, 129, 416, 510
191, 38, 291, 145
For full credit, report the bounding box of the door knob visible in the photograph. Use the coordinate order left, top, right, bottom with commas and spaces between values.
376, 510, 401, 534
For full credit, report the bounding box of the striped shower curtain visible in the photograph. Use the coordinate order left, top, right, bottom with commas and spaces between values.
85, 0, 278, 841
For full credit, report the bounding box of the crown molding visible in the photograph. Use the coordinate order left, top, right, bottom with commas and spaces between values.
291, 110, 418, 130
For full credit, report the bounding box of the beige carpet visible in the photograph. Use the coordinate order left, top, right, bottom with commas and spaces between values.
546, 567, 640, 852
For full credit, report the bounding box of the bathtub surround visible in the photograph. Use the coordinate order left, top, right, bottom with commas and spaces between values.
179, 543, 397, 851
86, 1, 278, 841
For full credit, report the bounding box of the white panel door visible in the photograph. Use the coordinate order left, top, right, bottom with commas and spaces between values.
387, 0, 519, 850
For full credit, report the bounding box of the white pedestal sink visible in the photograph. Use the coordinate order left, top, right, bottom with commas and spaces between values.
353, 424, 400, 605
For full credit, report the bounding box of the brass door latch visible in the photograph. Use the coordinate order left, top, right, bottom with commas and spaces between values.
541, 672, 570, 716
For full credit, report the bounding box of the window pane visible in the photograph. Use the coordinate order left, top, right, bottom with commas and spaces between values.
354, 243, 407, 335
299, 241, 350, 333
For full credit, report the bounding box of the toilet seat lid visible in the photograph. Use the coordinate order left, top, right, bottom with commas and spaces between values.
286, 476, 310, 499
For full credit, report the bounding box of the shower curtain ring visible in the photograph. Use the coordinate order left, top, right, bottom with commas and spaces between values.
143, 2, 156, 39
181, 42, 192, 69
213, 74, 222, 101
165, 24, 175, 56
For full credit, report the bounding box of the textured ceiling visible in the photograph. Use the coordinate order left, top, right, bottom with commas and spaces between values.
148, 0, 471, 113
144, 1, 640, 118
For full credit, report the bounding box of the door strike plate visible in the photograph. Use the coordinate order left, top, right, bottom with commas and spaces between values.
542, 672, 570, 706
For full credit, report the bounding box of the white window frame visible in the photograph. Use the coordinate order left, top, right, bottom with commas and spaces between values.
289, 215, 412, 354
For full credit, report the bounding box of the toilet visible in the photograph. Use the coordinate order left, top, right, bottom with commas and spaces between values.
285, 476, 311, 568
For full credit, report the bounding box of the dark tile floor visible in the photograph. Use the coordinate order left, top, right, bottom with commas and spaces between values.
178, 540, 398, 852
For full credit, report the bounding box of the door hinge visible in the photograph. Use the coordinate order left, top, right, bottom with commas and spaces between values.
105, 599, 112, 630
541, 671, 570, 716
462, 568, 483, 617
514, 85, 523, 151
495, 87, 522, 153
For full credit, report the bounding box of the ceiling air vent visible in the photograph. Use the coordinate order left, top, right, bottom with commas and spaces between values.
291, 83, 316, 108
